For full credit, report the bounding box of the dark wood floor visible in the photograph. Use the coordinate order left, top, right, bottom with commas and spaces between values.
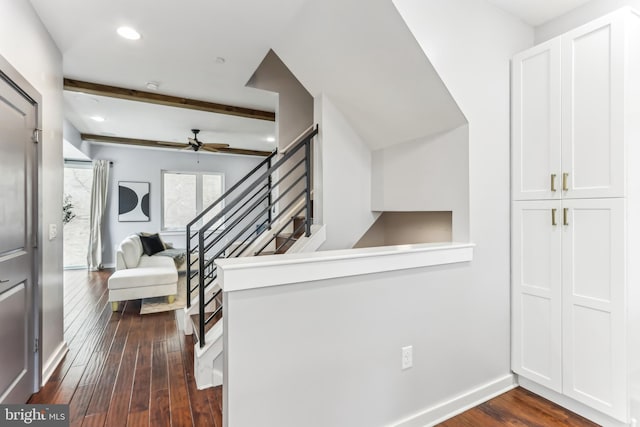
438, 387, 599, 427
28, 269, 222, 427
29, 270, 599, 427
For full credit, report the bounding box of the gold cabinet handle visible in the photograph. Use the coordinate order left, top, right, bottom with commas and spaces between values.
551, 174, 557, 192
563, 208, 569, 226
551, 208, 557, 226
562, 173, 569, 191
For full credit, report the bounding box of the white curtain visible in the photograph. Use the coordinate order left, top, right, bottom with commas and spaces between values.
87, 160, 110, 271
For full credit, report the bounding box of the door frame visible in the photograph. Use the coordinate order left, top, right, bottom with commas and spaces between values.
0, 53, 43, 393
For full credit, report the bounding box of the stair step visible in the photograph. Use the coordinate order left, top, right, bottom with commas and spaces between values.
293, 216, 306, 238
256, 250, 276, 256
190, 311, 223, 344
275, 234, 297, 254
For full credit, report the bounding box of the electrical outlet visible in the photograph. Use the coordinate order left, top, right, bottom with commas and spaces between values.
401, 345, 413, 370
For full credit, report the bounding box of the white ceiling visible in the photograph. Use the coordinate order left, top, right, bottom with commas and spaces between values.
486, 0, 594, 26
30, 0, 595, 154
29, 0, 312, 153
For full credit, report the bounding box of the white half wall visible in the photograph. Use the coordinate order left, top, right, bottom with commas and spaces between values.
314, 94, 379, 250
535, 0, 640, 43
372, 125, 470, 242
0, 0, 65, 386
222, 247, 500, 427
88, 143, 264, 266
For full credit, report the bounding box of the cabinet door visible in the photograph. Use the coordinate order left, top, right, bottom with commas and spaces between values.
512, 201, 562, 392
512, 39, 562, 201
561, 198, 626, 421
561, 14, 625, 199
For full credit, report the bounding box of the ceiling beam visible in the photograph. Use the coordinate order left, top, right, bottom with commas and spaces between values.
81, 133, 272, 157
65, 78, 276, 122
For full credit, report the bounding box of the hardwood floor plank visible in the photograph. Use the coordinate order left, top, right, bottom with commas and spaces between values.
68, 384, 94, 427
180, 327, 216, 427
167, 350, 192, 427
127, 410, 149, 427
439, 387, 599, 427
149, 389, 171, 427
81, 413, 106, 427
104, 315, 141, 427
85, 314, 133, 415
151, 340, 169, 393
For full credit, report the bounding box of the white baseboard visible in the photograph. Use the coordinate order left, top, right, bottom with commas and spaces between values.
391, 374, 516, 427
41, 341, 68, 387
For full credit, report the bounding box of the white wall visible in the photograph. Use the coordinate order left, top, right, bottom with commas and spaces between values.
247, 50, 313, 151
535, 0, 640, 42
0, 0, 65, 384
314, 94, 379, 250
220, 1, 533, 425
63, 119, 90, 157
273, 0, 466, 150
390, 0, 533, 419
88, 143, 263, 265
225, 258, 496, 427
372, 124, 470, 242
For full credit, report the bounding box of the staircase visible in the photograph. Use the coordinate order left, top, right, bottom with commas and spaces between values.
184, 125, 320, 389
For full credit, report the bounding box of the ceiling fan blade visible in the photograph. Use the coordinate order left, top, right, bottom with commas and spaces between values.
200, 145, 222, 153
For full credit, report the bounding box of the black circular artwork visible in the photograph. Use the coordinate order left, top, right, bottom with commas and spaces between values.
141, 193, 150, 217
119, 185, 138, 214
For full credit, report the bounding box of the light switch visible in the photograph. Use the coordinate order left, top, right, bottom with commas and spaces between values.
49, 224, 57, 240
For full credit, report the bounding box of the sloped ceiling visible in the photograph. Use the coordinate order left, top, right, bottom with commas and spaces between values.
272, 0, 467, 150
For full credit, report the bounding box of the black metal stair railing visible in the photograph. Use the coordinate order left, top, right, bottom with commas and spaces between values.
186, 125, 318, 347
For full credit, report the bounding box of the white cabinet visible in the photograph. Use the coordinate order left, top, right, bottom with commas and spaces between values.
512, 40, 561, 201
511, 8, 640, 425
561, 199, 626, 419
561, 14, 625, 199
512, 13, 626, 201
512, 201, 562, 391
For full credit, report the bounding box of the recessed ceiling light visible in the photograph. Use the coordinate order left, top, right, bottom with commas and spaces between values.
266, 136, 276, 143
90, 116, 105, 122
117, 26, 141, 40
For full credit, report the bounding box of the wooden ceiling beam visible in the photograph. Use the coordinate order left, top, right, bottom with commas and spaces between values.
65, 78, 276, 122
81, 133, 272, 157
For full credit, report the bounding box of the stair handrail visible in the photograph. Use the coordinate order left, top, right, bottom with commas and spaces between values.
197, 125, 318, 234
190, 124, 318, 347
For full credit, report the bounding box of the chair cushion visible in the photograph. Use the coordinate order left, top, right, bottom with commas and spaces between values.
137, 254, 176, 269
119, 235, 143, 268
108, 267, 177, 290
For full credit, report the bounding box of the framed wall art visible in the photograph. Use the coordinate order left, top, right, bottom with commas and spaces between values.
118, 181, 150, 222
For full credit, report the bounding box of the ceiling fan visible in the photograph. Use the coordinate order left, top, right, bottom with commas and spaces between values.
186, 129, 230, 152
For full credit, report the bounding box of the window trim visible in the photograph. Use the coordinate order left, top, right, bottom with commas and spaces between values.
161, 170, 225, 232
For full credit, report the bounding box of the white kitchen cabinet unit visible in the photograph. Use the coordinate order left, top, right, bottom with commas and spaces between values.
512, 11, 628, 201
511, 8, 640, 426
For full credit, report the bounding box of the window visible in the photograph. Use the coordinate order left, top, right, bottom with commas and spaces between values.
63, 162, 93, 268
162, 171, 224, 230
